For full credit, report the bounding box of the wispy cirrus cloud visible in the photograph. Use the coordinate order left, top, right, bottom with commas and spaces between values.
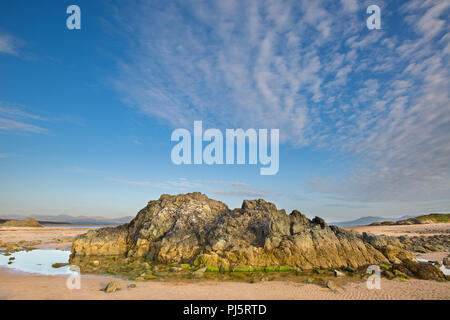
0, 117, 48, 134
110, 177, 202, 189
113, 0, 449, 202
71, 167, 105, 174
0, 104, 48, 134
0, 106, 46, 121
206, 180, 281, 199
0, 32, 22, 55
108, 177, 275, 199
110, 178, 152, 187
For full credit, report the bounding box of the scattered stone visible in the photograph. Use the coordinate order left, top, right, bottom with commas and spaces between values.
430, 260, 441, 267
153, 271, 168, 277
398, 235, 449, 254
443, 257, 449, 268
334, 270, 345, 277
52, 263, 69, 268
169, 267, 182, 272
127, 284, 136, 289
248, 277, 260, 283
326, 280, 337, 290
193, 267, 207, 278
383, 270, 394, 279
92, 260, 100, 267
103, 281, 121, 293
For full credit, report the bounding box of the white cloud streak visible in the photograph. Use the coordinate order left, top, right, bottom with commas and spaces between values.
0, 117, 48, 134
0, 32, 20, 55
0, 104, 48, 134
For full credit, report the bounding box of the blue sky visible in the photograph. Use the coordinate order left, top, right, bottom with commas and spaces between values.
0, 0, 449, 221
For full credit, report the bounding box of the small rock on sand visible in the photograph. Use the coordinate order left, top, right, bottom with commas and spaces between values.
193, 267, 207, 277
169, 267, 182, 272
326, 280, 337, 290
104, 281, 121, 293
334, 270, 345, 277
443, 257, 449, 268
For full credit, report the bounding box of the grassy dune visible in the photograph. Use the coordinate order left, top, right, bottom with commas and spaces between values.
371, 213, 450, 226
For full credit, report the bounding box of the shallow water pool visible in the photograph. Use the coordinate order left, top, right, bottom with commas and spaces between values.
0, 249, 72, 275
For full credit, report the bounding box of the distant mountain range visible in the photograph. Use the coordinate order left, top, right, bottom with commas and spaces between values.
3, 212, 443, 227
330, 215, 419, 227
0, 214, 133, 225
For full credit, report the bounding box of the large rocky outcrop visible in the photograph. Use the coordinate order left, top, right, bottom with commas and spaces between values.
70, 193, 413, 270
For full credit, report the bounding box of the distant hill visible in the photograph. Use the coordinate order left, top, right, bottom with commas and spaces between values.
0, 218, 67, 225
1, 218, 42, 227
370, 213, 450, 226
330, 215, 418, 227
0, 214, 133, 225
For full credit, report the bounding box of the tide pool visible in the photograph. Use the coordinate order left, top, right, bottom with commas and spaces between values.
0, 249, 72, 275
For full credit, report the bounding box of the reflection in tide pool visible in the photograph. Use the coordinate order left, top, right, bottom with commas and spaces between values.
0, 249, 72, 275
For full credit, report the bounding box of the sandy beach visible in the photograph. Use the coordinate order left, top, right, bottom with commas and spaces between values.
0, 226, 93, 250
344, 223, 450, 237
0, 224, 449, 300
0, 268, 448, 300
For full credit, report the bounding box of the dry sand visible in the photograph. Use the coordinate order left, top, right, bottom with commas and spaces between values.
344, 222, 450, 237
0, 226, 96, 249
0, 224, 449, 300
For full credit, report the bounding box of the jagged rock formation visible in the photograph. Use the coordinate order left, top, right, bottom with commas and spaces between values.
71, 193, 413, 270
1, 218, 42, 228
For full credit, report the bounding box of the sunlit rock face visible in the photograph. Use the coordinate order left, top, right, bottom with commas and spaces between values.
70, 192, 413, 269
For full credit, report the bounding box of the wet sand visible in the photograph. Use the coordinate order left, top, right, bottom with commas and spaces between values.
0, 224, 449, 300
